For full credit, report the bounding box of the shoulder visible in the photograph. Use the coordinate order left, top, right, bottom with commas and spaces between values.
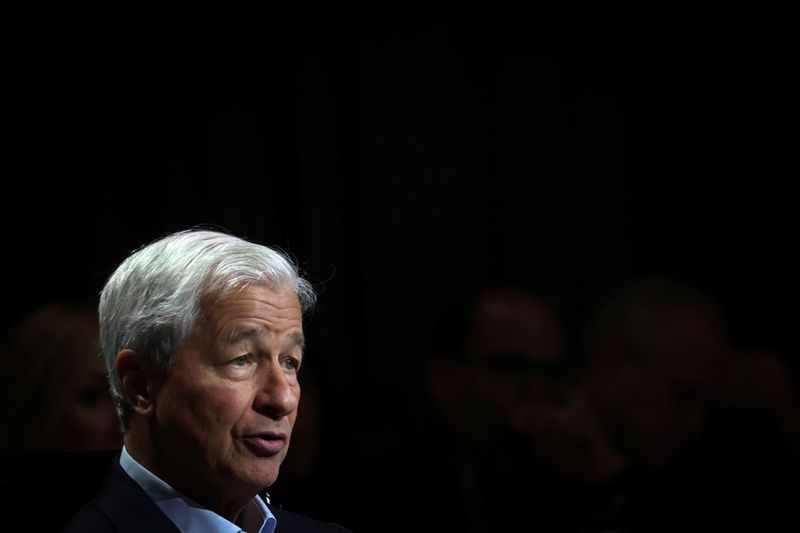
61, 454, 180, 533
272, 506, 354, 533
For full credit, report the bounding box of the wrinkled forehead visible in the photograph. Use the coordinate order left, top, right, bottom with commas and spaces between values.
193, 282, 301, 330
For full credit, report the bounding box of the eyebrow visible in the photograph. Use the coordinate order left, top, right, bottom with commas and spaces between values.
224, 327, 306, 350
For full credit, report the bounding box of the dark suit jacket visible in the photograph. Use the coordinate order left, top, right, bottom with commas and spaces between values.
60, 455, 351, 533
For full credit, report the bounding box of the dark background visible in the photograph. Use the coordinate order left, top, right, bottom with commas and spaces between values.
4, 1, 799, 529
5, 1, 799, 405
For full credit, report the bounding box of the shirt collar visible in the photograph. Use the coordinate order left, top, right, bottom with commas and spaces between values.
120, 445, 276, 533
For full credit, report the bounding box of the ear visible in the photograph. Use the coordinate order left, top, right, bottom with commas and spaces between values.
115, 349, 156, 416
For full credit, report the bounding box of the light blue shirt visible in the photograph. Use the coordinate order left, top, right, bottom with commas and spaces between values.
120, 446, 276, 533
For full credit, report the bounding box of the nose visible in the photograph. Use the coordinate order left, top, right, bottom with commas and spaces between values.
253, 362, 300, 420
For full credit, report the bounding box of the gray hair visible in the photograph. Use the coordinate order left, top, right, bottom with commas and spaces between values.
99, 228, 316, 432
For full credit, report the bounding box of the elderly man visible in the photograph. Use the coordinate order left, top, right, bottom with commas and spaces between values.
62, 228, 351, 533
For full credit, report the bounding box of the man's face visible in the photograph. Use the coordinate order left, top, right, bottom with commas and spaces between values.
432, 289, 566, 448
150, 284, 303, 498
50, 355, 122, 452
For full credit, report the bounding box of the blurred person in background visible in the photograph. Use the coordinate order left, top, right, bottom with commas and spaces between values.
579, 274, 800, 530
347, 278, 625, 532
0, 300, 124, 530
0, 300, 122, 454
267, 362, 348, 524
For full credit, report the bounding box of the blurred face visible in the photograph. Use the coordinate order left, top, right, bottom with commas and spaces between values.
47, 357, 122, 452
583, 300, 722, 469
468, 289, 564, 406
584, 363, 706, 470
433, 289, 566, 448
149, 284, 303, 502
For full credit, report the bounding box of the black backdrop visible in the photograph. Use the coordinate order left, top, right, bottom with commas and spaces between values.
6, 1, 799, 397
4, 1, 800, 528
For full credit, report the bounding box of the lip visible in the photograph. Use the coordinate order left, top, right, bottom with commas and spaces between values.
239, 433, 287, 456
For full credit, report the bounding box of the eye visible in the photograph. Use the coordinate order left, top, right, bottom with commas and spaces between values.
281, 356, 301, 371
231, 355, 249, 367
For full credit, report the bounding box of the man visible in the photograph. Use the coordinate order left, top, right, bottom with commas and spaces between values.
348, 279, 624, 532
579, 274, 800, 529
62, 228, 351, 532
0, 300, 122, 454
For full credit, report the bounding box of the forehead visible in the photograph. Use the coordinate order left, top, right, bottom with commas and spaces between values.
199, 284, 302, 330
468, 289, 563, 362
473, 290, 555, 330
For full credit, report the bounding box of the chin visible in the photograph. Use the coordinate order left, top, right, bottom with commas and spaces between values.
232, 460, 282, 489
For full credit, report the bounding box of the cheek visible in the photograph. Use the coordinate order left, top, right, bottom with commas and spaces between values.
159, 378, 254, 431
287, 410, 299, 431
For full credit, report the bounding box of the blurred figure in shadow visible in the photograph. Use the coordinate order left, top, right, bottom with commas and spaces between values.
0, 300, 123, 454
579, 274, 800, 530
267, 362, 346, 524
347, 279, 626, 532
271, 364, 323, 498
0, 300, 123, 531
